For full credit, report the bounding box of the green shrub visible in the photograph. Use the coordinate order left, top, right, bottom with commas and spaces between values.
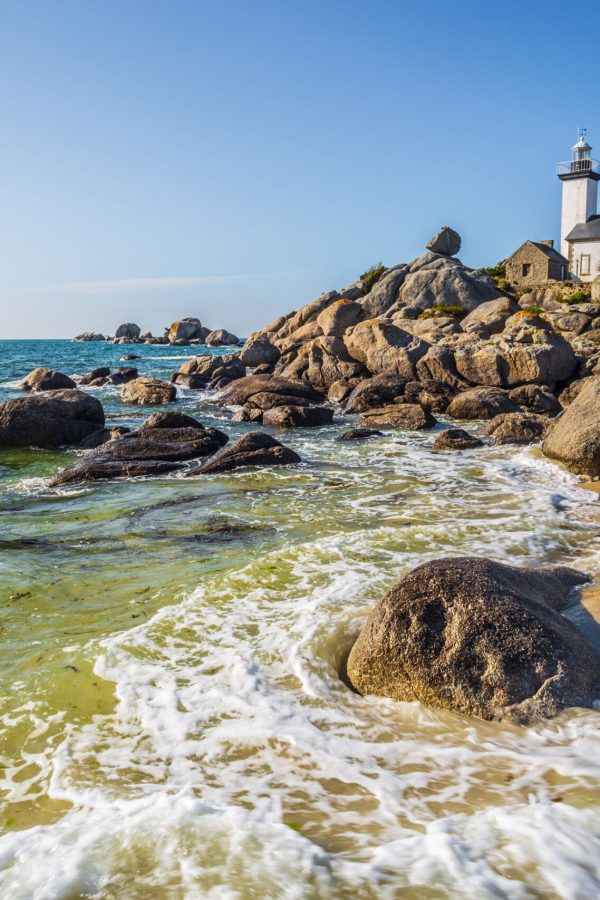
431, 304, 467, 317
481, 264, 506, 278
520, 306, 544, 317
360, 263, 386, 291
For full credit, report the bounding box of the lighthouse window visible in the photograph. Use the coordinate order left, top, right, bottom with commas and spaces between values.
580, 255, 591, 276
522, 263, 532, 276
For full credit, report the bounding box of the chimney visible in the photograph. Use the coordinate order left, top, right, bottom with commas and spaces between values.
539, 239, 554, 248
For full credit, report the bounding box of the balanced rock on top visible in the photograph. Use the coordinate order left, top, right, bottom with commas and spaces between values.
425, 226, 461, 257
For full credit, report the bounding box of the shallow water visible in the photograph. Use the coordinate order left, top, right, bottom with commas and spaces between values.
1, 340, 600, 898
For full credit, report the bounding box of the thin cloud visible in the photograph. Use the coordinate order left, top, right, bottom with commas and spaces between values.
63, 273, 288, 294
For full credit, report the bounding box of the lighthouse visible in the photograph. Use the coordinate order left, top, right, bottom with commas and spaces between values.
557, 130, 600, 279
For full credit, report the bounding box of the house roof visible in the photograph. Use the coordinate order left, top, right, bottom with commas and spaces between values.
565, 216, 600, 243
529, 241, 569, 263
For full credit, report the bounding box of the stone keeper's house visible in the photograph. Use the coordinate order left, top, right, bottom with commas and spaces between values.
505, 240, 568, 287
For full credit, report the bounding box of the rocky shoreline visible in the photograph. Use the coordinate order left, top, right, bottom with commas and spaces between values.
2, 226, 600, 726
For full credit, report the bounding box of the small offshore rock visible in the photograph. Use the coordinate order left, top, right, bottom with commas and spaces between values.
21, 368, 76, 392
433, 428, 484, 451
109, 367, 139, 385
121, 377, 177, 405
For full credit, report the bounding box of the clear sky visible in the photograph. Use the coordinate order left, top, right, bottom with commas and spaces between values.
0, 0, 597, 339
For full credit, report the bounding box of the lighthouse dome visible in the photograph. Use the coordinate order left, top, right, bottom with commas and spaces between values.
572, 136, 592, 153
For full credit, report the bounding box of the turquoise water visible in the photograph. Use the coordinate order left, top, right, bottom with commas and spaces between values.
0, 340, 600, 898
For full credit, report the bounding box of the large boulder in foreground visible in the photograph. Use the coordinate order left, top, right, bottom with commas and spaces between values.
121, 377, 176, 405
542, 376, 600, 475
0, 390, 105, 449
346, 557, 600, 723
21, 368, 76, 392
185, 431, 300, 475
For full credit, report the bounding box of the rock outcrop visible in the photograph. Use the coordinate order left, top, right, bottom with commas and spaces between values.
542, 376, 600, 475
0, 391, 105, 449
346, 557, 600, 723
167, 318, 209, 343
205, 329, 240, 346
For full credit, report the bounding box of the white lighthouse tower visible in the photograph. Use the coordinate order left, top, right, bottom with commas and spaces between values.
557, 129, 600, 261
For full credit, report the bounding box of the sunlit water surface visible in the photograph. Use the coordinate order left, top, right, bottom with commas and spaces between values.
0, 340, 599, 899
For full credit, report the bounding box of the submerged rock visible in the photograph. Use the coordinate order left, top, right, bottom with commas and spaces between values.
543, 376, 600, 475
346, 557, 600, 723
0, 390, 105, 449
337, 428, 383, 441
185, 432, 300, 475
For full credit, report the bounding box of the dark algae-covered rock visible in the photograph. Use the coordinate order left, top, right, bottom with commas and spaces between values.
346, 557, 600, 723
433, 428, 483, 451
50, 420, 228, 484
185, 432, 300, 475
0, 390, 105, 449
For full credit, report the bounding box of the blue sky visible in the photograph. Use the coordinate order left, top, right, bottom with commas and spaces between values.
0, 0, 596, 338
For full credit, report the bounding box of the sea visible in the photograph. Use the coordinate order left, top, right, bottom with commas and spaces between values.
0, 338, 599, 899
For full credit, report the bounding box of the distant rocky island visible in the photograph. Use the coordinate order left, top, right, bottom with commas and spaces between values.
74, 317, 240, 347
3, 224, 600, 726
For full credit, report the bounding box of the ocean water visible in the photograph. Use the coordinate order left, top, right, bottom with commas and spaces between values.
0, 339, 600, 899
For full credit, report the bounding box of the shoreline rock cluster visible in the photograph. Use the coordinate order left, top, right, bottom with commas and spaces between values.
74, 317, 241, 347
3, 225, 600, 725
